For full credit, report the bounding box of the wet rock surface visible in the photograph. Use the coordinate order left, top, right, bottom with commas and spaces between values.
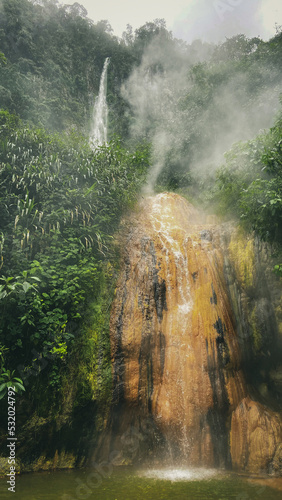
103, 193, 282, 473
230, 397, 282, 473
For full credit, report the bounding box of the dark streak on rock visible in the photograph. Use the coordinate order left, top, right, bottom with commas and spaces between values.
205, 333, 231, 468
200, 230, 212, 241
192, 271, 198, 282
153, 278, 167, 322
137, 238, 158, 412
147, 355, 153, 413
210, 283, 217, 305
213, 317, 230, 367
112, 262, 129, 405
159, 332, 166, 381
149, 240, 167, 322
206, 408, 231, 469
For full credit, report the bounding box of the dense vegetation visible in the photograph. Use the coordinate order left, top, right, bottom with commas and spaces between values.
0, 109, 149, 463
213, 113, 282, 248
0, 0, 282, 467
0, 0, 176, 137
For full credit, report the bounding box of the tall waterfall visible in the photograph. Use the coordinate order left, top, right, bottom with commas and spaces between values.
93, 192, 282, 474
90, 57, 110, 148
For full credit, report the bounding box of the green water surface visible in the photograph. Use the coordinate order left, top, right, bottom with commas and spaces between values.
0, 467, 280, 500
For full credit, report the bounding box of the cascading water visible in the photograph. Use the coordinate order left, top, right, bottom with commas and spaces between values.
94, 192, 282, 475
89, 57, 110, 148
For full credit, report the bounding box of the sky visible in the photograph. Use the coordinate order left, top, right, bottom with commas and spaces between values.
59, 0, 282, 43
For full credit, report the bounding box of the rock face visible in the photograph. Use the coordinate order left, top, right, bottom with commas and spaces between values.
230, 397, 282, 473
224, 227, 282, 391
109, 192, 282, 471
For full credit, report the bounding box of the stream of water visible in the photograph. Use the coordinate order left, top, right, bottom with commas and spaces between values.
89, 57, 110, 147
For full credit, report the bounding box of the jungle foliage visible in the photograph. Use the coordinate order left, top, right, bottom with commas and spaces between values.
0, 0, 179, 137
0, 0, 282, 464
214, 112, 282, 248
0, 108, 149, 368
0, 108, 149, 459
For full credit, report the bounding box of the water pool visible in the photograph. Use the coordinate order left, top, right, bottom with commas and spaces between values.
0, 467, 281, 500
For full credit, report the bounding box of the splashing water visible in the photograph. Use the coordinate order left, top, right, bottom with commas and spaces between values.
148, 193, 199, 318
108, 192, 248, 466
139, 467, 220, 482
90, 57, 110, 148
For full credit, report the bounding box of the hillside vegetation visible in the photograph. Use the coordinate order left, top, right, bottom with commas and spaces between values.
0, 0, 282, 467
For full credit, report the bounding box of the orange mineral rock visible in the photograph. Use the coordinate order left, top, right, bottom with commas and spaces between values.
230, 397, 282, 473
109, 193, 281, 471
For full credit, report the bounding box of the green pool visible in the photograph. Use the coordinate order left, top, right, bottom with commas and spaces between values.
0, 467, 280, 499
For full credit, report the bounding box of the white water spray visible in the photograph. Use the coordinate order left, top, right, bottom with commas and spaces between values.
90, 57, 110, 148
139, 467, 220, 482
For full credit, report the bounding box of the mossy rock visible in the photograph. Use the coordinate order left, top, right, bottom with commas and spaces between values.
0, 456, 21, 476
270, 443, 282, 476
24, 450, 77, 472
229, 229, 255, 290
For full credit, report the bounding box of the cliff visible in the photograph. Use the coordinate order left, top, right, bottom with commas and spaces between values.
106, 192, 282, 473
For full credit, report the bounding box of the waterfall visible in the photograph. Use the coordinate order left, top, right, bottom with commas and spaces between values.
90, 57, 110, 148
93, 192, 282, 474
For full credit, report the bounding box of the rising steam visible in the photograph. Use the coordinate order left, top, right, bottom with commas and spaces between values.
122, 32, 282, 191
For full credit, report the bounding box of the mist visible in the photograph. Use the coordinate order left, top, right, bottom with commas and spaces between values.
122, 31, 282, 192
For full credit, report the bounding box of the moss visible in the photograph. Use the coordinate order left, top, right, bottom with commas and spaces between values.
0, 260, 118, 472
32, 455, 47, 471
31, 450, 76, 471
0, 456, 21, 476
274, 304, 282, 340
56, 260, 116, 409
0, 449, 79, 474
271, 443, 282, 476
250, 306, 263, 352
229, 229, 255, 290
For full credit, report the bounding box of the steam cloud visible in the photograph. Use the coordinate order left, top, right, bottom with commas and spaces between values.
122, 32, 282, 192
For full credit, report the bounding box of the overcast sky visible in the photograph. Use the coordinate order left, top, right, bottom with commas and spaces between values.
59, 0, 282, 43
